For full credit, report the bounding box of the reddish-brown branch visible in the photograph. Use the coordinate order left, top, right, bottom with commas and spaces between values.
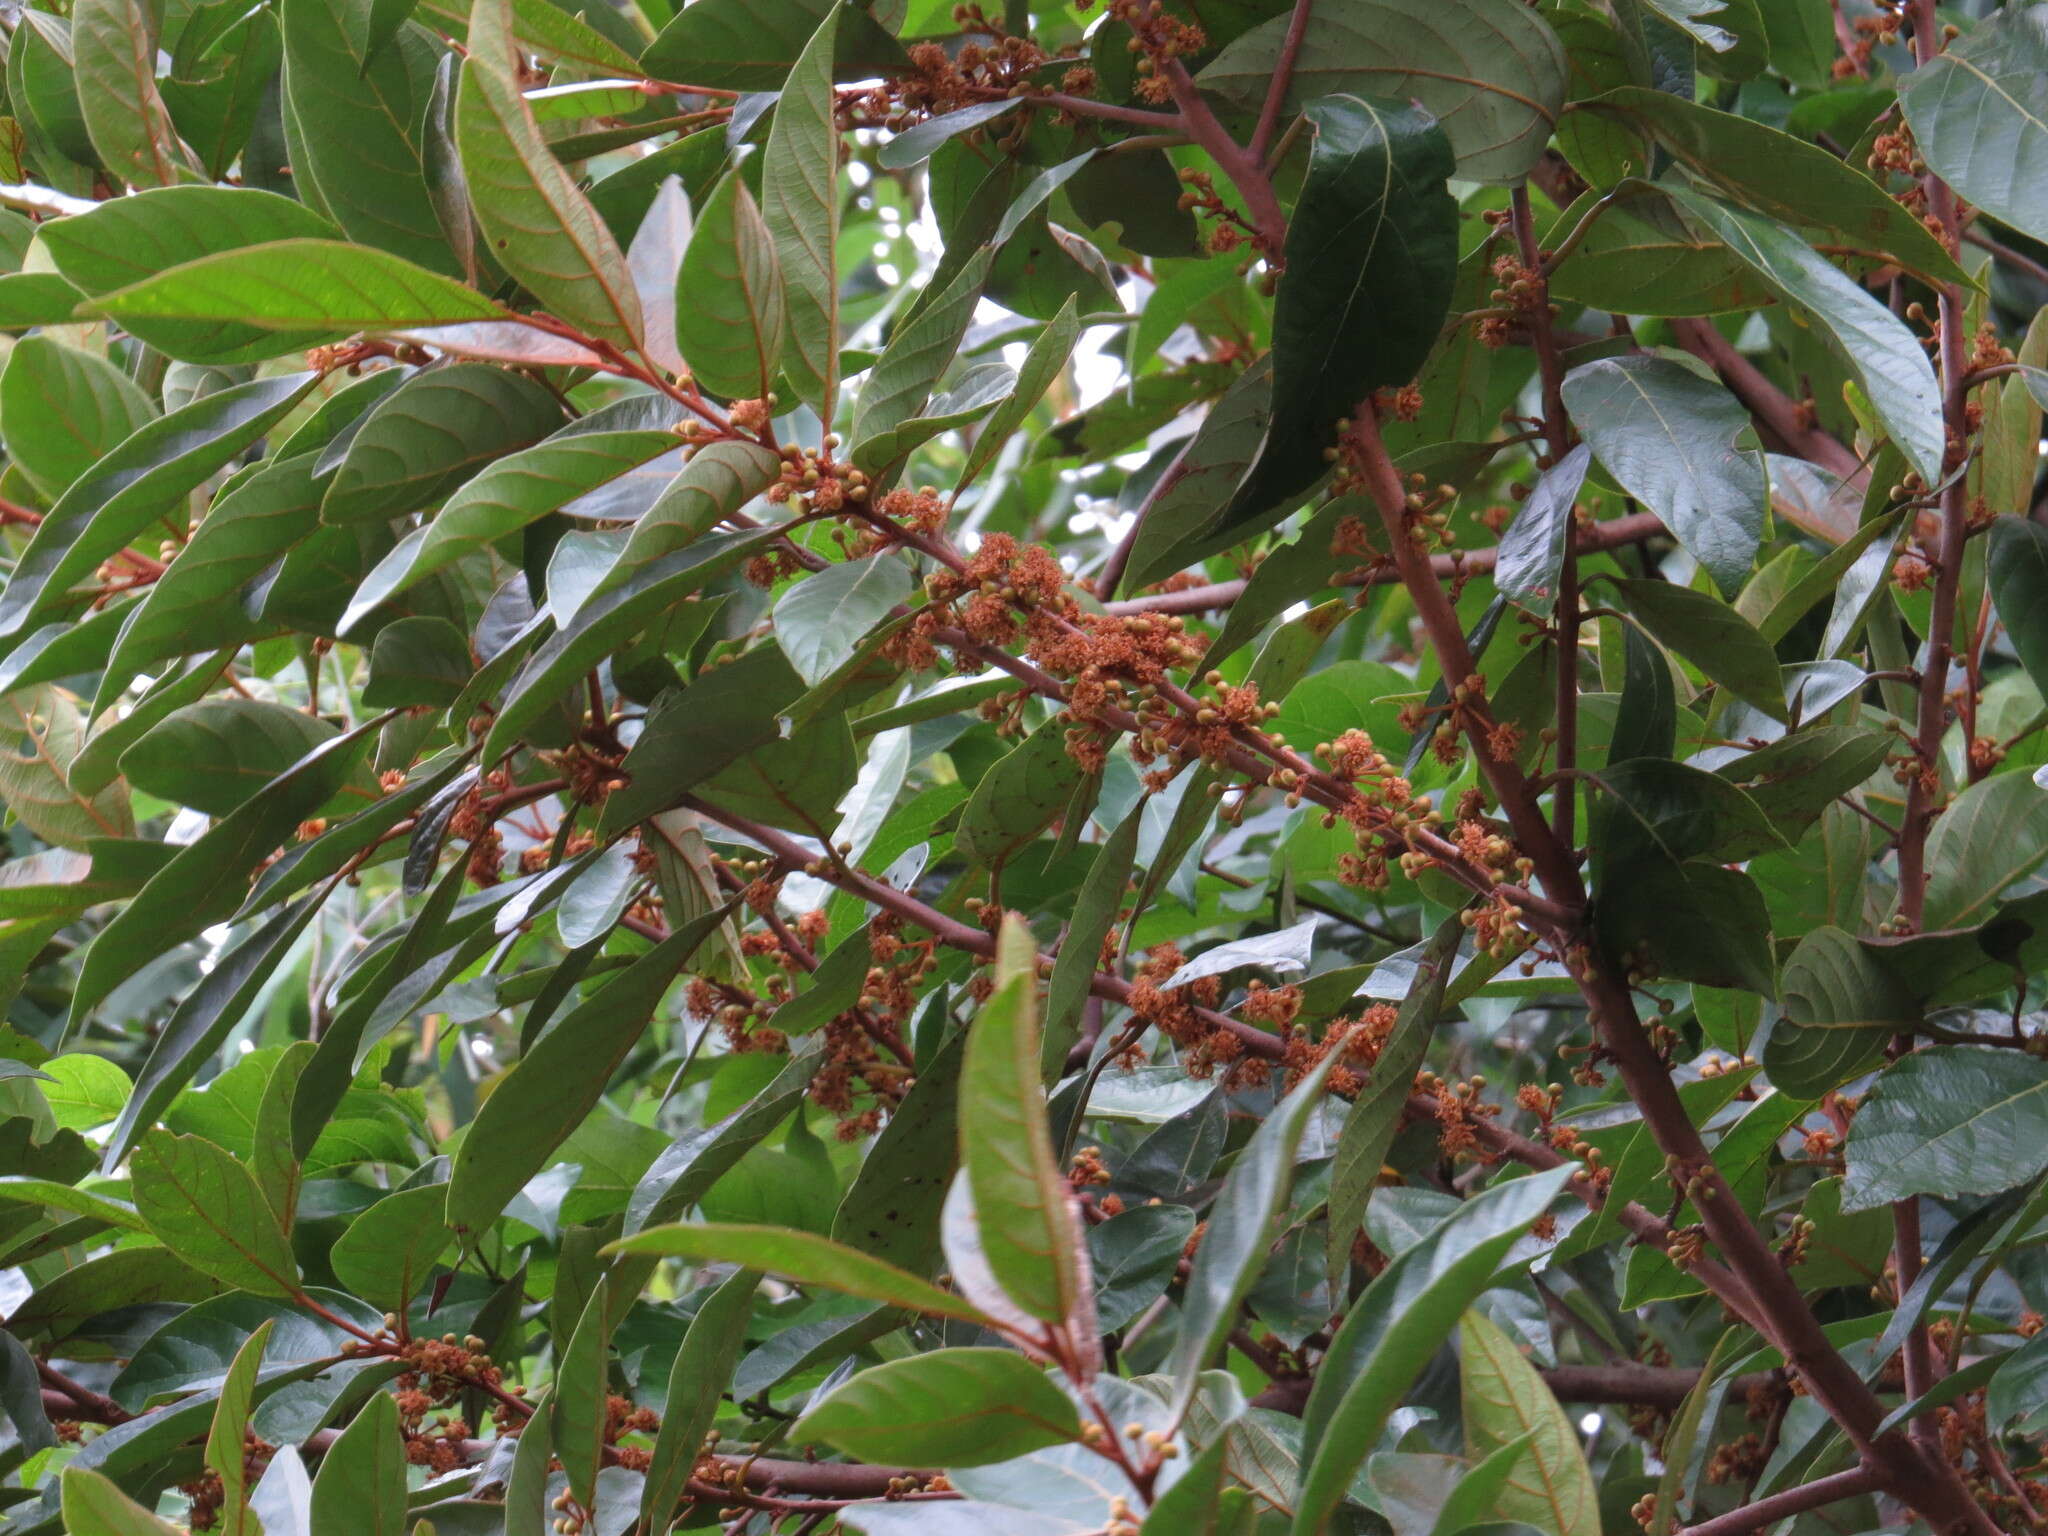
1676, 1465, 1882, 1536
1347, 397, 1993, 1533
1102, 511, 1668, 615
1249, 0, 1313, 162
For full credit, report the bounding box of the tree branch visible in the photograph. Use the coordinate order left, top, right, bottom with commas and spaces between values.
1674, 1464, 1882, 1536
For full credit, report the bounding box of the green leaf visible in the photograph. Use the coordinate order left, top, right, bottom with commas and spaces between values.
1044, 807, 1142, 1071
342, 427, 677, 630
599, 437, 784, 597
1580, 86, 1970, 287
207, 1319, 274, 1536
102, 897, 329, 1170
105, 456, 325, 680
851, 248, 993, 472
132, 1131, 301, 1295
774, 555, 913, 686
250, 1042, 311, 1231
1919, 770, 2048, 932
322, 363, 563, 525
1171, 1049, 1344, 1419
414, 0, 640, 75
955, 717, 1089, 869
1294, 1166, 1575, 1536
61, 1469, 185, 1536
41, 187, 337, 364
1328, 914, 1462, 1289
641, 1266, 757, 1531
1561, 357, 1764, 596
92, 241, 502, 349
0, 334, 157, 500
1542, 186, 1773, 317
1197, 0, 1568, 183
605, 1221, 984, 1322
1494, 444, 1592, 617
1767, 926, 1909, 1098
1595, 855, 1776, 995
959, 914, 1086, 1326
1713, 726, 1889, 840
330, 1185, 455, 1311
1615, 577, 1785, 720
641, 0, 910, 90
444, 908, 728, 1238
552, 1279, 611, 1509
362, 616, 472, 708
1898, 6, 2048, 250
955, 297, 1079, 496
1459, 1310, 1600, 1536
492, 528, 781, 766
280, 0, 456, 276
310, 1391, 406, 1536
794, 1348, 1081, 1467
675, 173, 785, 401
1593, 757, 1786, 865
457, 0, 643, 352
1989, 517, 2048, 709
1661, 186, 1944, 485
1842, 1046, 2048, 1212
71, 721, 370, 1032
0, 370, 317, 645
0, 687, 136, 849
1224, 95, 1457, 529
832, 1027, 965, 1273
760, 7, 843, 421
71, 0, 198, 187
119, 699, 340, 816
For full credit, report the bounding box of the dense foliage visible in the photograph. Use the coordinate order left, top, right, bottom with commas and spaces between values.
5, 0, 2048, 1531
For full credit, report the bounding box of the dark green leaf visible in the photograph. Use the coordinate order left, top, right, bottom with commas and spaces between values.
1224, 95, 1456, 528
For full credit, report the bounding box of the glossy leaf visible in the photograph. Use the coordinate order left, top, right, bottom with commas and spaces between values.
794, 1348, 1081, 1468
676, 174, 785, 402
1562, 357, 1765, 596
1224, 95, 1456, 528
1842, 1047, 2048, 1212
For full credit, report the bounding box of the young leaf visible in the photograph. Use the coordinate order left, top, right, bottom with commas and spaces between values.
959, 914, 1088, 1326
